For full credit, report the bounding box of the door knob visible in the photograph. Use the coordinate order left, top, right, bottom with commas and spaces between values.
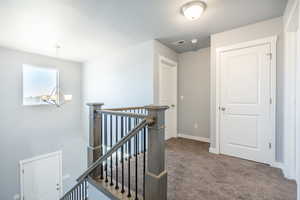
220, 107, 226, 111
171, 104, 175, 108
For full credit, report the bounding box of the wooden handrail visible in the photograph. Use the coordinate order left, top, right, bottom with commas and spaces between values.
77, 118, 151, 182
98, 109, 147, 119
105, 106, 145, 111
64, 103, 169, 200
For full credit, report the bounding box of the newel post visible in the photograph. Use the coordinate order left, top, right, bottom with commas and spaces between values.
145, 105, 169, 200
87, 103, 104, 178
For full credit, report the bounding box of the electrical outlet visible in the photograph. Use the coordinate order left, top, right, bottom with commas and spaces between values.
180, 96, 184, 101
13, 194, 20, 200
194, 123, 198, 129
62, 174, 71, 181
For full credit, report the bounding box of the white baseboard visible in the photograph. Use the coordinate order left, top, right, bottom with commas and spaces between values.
271, 162, 298, 181
178, 133, 210, 143
271, 161, 285, 170
209, 147, 219, 154
297, 179, 300, 200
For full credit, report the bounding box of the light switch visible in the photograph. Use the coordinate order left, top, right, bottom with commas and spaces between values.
13, 194, 20, 200
194, 123, 198, 129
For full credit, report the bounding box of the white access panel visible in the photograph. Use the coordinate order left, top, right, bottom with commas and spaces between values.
20, 151, 62, 200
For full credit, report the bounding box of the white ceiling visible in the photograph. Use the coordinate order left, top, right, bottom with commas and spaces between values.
0, 0, 287, 62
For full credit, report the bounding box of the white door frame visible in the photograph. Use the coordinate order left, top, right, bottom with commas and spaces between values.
158, 55, 178, 138
283, 31, 297, 179
283, 0, 299, 187
297, 27, 300, 200
20, 151, 63, 199
215, 36, 277, 165
283, 1, 299, 198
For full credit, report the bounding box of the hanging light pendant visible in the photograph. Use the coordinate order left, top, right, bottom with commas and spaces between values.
40, 45, 73, 107
41, 87, 72, 107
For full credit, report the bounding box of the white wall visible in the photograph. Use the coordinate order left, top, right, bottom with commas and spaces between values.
82, 41, 154, 139
297, 25, 300, 200
178, 48, 210, 140
210, 17, 284, 161
82, 40, 178, 139
283, 0, 300, 192
0, 47, 86, 200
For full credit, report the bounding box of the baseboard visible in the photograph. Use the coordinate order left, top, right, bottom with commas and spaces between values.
177, 133, 210, 143
271, 161, 285, 170
271, 161, 298, 181
297, 179, 300, 200
209, 147, 219, 154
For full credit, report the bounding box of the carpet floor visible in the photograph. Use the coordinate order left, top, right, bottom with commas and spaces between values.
166, 138, 297, 200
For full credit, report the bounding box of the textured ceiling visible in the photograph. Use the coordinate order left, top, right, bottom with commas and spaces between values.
0, 0, 287, 61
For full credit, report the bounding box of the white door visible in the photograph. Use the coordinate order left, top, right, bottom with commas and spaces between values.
159, 56, 177, 140
21, 152, 62, 200
219, 44, 272, 164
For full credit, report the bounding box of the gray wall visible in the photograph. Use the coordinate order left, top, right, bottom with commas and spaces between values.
210, 17, 284, 161
82, 41, 154, 139
82, 40, 178, 138
178, 48, 210, 139
0, 47, 86, 200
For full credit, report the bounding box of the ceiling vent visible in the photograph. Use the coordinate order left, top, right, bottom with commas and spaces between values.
173, 40, 186, 46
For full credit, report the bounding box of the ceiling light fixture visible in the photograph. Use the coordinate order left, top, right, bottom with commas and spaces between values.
181, 1, 206, 21
41, 45, 73, 107
191, 38, 198, 44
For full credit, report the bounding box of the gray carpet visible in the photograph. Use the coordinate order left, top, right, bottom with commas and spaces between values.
100, 138, 297, 200
166, 138, 297, 200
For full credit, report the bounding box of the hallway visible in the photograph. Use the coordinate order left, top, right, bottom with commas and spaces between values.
166, 138, 296, 200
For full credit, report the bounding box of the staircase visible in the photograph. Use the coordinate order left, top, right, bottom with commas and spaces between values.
60, 103, 169, 200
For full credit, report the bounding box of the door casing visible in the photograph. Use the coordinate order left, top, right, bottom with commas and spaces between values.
215, 36, 277, 165
158, 55, 178, 139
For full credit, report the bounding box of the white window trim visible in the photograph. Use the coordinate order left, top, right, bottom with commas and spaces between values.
22, 64, 60, 106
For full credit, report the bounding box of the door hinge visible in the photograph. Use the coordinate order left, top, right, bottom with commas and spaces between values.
269, 98, 272, 104
22, 169, 24, 174
269, 142, 272, 149
266, 53, 272, 60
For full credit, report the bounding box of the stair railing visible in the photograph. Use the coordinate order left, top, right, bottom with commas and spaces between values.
60, 103, 168, 200
60, 178, 88, 200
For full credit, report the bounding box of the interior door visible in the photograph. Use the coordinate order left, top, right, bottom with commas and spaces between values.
21, 152, 62, 200
159, 57, 177, 140
219, 44, 272, 164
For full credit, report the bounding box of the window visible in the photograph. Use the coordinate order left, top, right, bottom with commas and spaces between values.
22, 64, 58, 106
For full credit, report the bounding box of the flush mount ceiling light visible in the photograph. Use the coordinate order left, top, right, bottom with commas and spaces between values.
191, 38, 198, 44
181, 1, 206, 20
